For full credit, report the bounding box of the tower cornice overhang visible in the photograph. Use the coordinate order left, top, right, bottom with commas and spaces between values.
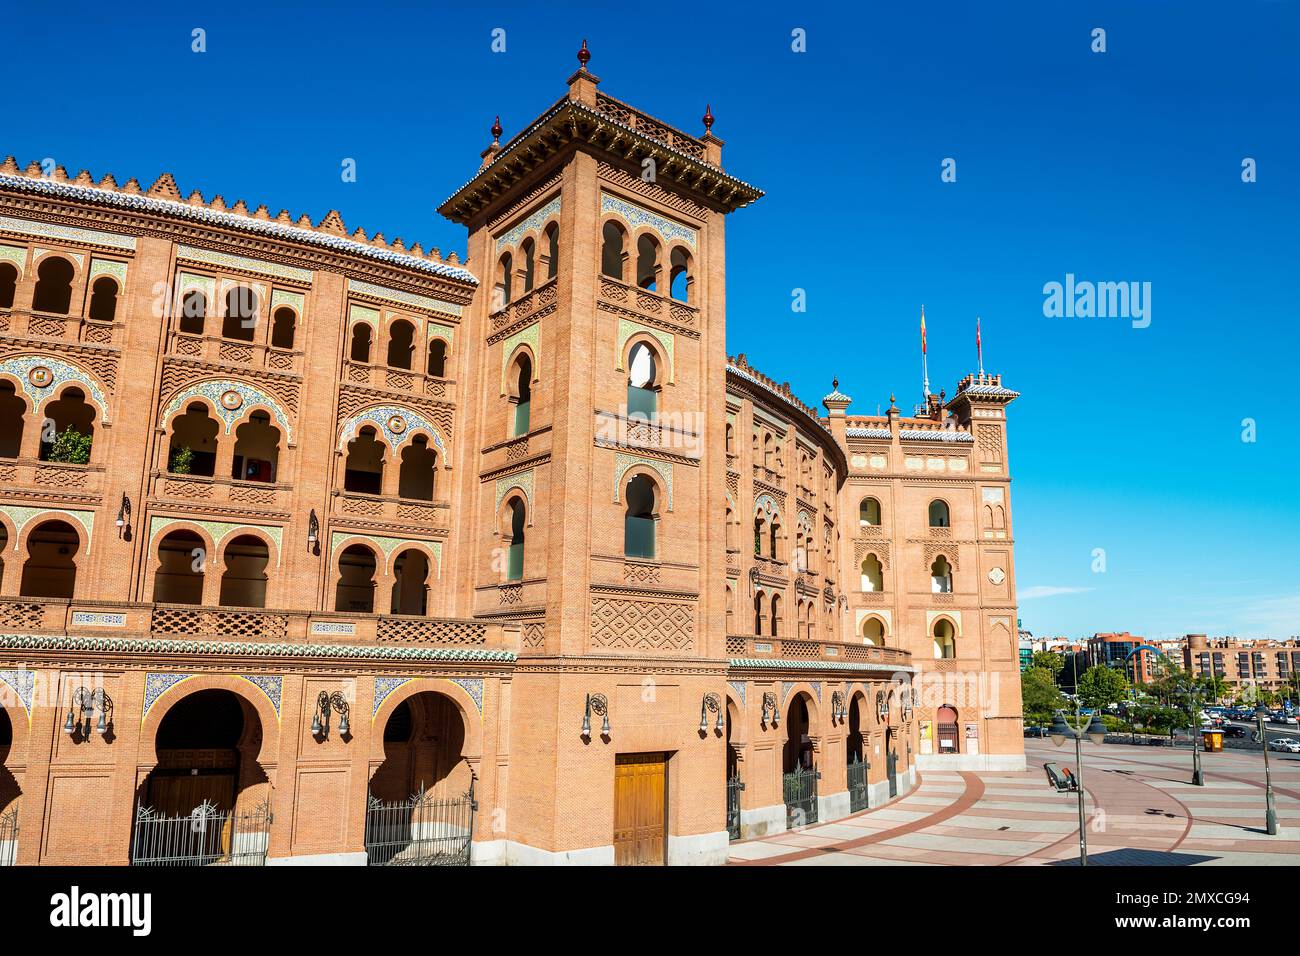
438, 99, 764, 226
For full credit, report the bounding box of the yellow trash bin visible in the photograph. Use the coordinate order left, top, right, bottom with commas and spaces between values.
1202, 729, 1223, 753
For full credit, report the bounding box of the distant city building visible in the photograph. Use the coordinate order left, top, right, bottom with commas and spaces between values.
1185, 633, 1300, 695
1089, 632, 1155, 684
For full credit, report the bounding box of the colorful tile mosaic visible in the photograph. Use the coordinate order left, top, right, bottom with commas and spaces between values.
371, 676, 484, 718
0, 504, 95, 550
158, 378, 293, 443
270, 288, 305, 315
35, 247, 84, 269
329, 532, 441, 573
0, 353, 111, 421
142, 672, 192, 718
0, 214, 136, 251
349, 279, 463, 318
495, 468, 534, 510
148, 517, 283, 567
727, 679, 746, 706
0, 633, 517, 663
177, 244, 312, 283
614, 453, 673, 510
239, 674, 283, 718
600, 193, 697, 249
0, 243, 26, 275
348, 303, 379, 327
494, 196, 561, 251
337, 404, 446, 458
0, 669, 35, 716
89, 257, 127, 286
499, 322, 540, 388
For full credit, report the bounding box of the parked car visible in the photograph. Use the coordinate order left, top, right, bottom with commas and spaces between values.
1267, 738, 1300, 753
1024, 725, 1049, 738
1223, 725, 1247, 738
1274, 714, 1299, 726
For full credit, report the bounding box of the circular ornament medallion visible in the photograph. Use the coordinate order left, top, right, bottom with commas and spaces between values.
220, 389, 244, 411
29, 366, 53, 388
988, 567, 1006, 585
388, 414, 407, 434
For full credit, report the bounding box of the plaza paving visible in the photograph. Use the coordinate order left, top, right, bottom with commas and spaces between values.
728, 740, 1300, 865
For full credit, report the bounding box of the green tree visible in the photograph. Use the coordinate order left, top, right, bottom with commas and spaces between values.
1077, 665, 1130, 709
1021, 667, 1065, 726
169, 445, 194, 475
45, 428, 92, 465
1031, 651, 1065, 682
1197, 673, 1229, 704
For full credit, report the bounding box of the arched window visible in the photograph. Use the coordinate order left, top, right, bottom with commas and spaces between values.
32, 257, 74, 314
861, 554, 883, 592
232, 411, 279, 482
0, 380, 26, 458
753, 516, 764, 556
770, 593, 782, 637
270, 307, 295, 349
40, 387, 94, 463
334, 544, 377, 612
152, 529, 205, 605
859, 497, 881, 527
928, 499, 950, 528
933, 620, 956, 659
519, 237, 536, 294
635, 234, 661, 291
543, 223, 559, 280
601, 221, 626, 280
398, 435, 437, 501
753, 593, 765, 635
627, 342, 658, 419
343, 426, 385, 495
179, 290, 207, 335
725, 502, 736, 552
168, 402, 219, 476
763, 434, 774, 470
20, 519, 79, 598
769, 518, 781, 561
725, 422, 734, 455
930, 555, 953, 593
87, 277, 118, 322
427, 339, 448, 378
863, 618, 885, 647
509, 353, 532, 437
222, 286, 259, 341
387, 319, 415, 370
219, 534, 270, 607
0, 262, 17, 309
494, 252, 513, 310
669, 246, 692, 302
506, 497, 526, 581
391, 548, 430, 615
726, 583, 734, 633
350, 323, 372, 362
624, 474, 656, 559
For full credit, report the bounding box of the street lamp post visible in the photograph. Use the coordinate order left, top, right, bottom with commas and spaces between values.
1180, 681, 1204, 787
1255, 702, 1279, 836
1049, 708, 1107, 866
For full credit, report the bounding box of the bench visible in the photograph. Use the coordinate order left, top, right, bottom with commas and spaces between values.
1043, 762, 1079, 792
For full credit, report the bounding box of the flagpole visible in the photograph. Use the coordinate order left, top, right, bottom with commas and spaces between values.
921, 305, 930, 398
977, 315, 984, 376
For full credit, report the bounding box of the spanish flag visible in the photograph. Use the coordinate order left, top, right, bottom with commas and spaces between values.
921, 307, 927, 355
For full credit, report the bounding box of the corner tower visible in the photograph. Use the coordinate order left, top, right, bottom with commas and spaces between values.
439, 43, 762, 863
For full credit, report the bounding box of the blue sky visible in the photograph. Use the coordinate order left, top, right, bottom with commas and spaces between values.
7, 2, 1298, 640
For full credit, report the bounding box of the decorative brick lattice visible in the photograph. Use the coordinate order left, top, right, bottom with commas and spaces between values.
977, 424, 1003, 463
522, 621, 545, 649
33, 466, 89, 488
375, 618, 487, 645
781, 640, 819, 660
623, 562, 661, 586
229, 485, 276, 505
162, 477, 213, 499
395, 503, 438, 522
151, 607, 288, 641
0, 601, 45, 630
590, 597, 694, 653
83, 324, 114, 345
726, 636, 747, 656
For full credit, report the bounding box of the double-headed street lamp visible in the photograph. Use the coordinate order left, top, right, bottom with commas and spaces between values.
1254, 702, 1279, 836
1178, 680, 1205, 787
1049, 709, 1107, 866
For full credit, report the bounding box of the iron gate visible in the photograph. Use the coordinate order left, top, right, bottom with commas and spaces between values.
131, 799, 271, 866
887, 748, 898, 798
0, 806, 16, 866
782, 766, 820, 828
847, 759, 870, 813
365, 784, 476, 866
726, 775, 745, 841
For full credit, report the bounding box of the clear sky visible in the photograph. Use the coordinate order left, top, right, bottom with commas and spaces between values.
6, 2, 1298, 640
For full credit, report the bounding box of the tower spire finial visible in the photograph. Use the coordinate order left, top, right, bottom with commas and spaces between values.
491, 115, 502, 146
703, 103, 714, 133
577, 38, 591, 70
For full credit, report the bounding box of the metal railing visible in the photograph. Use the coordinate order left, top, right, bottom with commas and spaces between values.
847, 759, 870, 813
0, 806, 16, 866
130, 799, 271, 866
364, 784, 476, 866
726, 775, 745, 841
783, 766, 820, 828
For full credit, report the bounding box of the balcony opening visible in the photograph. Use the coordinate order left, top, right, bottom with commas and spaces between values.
19, 519, 79, 599
343, 426, 384, 495
0, 263, 17, 309
39, 387, 94, 464
178, 290, 207, 335
232, 412, 279, 483
270, 307, 295, 350
626, 342, 658, 419
863, 617, 885, 647
152, 529, 205, 605
386, 319, 415, 370
930, 555, 953, 594
635, 234, 661, 292
601, 221, 627, 280
623, 474, 656, 560
221, 287, 259, 342
32, 257, 74, 314
87, 277, 118, 322
398, 435, 436, 501
544, 222, 559, 280
390, 548, 430, 616
505, 497, 526, 581
427, 339, 447, 378
519, 237, 536, 294
0, 381, 25, 458
861, 554, 883, 592
219, 535, 269, 608
933, 619, 956, 659
509, 353, 531, 437
168, 402, 218, 476
349, 323, 372, 363
335, 544, 377, 612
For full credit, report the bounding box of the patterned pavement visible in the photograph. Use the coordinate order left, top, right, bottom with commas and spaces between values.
728, 740, 1300, 865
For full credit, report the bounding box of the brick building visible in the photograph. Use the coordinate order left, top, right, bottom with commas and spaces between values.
1185, 634, 1300, 696
0, 46, 1021, 866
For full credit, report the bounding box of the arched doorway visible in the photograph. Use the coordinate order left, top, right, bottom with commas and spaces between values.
885, 726, 899, 797
782, 693, 818, 827
725, 700, 743, 841
219, 535, 270, 607
847, 693, 868, 811
19, 519, 79, 598
390, 548, 429, 615
152, 529, 205, 604
0, 708, 18, 866
366, 691, 474, 865
937, 705, 960, 754
334, 544, 377, 612
134, 688, 271, 865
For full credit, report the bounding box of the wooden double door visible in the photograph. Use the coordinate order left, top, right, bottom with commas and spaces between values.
613, 752, 667, 866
